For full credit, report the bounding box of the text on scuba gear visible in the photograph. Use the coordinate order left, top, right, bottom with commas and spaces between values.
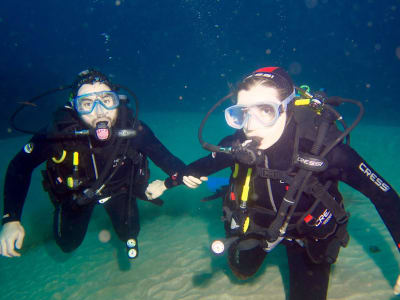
314, 209, 333, 227
358, 162, 390, 192
295, 153, 328, 172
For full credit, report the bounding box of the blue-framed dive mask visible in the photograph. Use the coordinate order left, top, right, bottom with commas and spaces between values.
73, 91, 120, 115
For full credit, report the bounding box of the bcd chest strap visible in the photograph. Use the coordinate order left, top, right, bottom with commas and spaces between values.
256, 165, 347, 224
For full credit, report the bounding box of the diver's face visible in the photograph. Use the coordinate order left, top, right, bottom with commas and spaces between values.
237, 85, 287, 149
77, 82, 118, 128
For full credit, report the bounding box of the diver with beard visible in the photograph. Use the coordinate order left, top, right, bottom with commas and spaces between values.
0, 69, 185, 259
147, 67, 400, 299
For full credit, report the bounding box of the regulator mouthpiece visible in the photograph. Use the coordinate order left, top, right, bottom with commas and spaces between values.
95, 121, 111, 141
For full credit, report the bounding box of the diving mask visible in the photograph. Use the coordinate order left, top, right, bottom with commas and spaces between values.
225, 90, 295, 129
74, 91, 120, 115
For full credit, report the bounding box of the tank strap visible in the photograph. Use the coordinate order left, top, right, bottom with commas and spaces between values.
304, 177, 348, 223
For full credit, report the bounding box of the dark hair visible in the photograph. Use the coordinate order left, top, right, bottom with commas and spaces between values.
71, 69, 116, 97
235, 67, 296, 112
237, 67, 294, 99
237, 76, 283, 97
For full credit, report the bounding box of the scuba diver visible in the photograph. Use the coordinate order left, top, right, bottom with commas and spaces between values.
0, 69, 185, 259
146, 67, 400, 299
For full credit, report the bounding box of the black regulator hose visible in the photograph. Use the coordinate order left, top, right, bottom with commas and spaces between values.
198, 92, 234, 154
322, 97, 364, 156
10, 85, 72, 134
115, 84, 140, 132
9, 83, 140, 138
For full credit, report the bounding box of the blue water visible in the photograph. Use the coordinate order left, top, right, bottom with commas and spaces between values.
0, 1, 400, 299
0, 0, 399, 137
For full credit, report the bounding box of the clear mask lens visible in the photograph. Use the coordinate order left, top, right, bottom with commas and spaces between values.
224, 90, 295, 130
225, 102, 280, 129
74, 91, 119, 115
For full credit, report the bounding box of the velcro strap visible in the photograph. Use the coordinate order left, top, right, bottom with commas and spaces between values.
257, 168, 293, 184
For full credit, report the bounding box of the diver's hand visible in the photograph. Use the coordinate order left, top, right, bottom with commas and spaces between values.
183, 176, 208, 189
0, 221, 25, 258
145, 180, 167, 200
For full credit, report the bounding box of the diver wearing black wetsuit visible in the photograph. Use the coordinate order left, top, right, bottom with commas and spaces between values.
184, 117, 400, 298
1, 70, 185, 258
168, 67, 400, 300
3, 118, 184, 252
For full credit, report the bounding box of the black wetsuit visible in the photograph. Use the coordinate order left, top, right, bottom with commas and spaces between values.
2, 106, 185, 253
184, 118, 400, 300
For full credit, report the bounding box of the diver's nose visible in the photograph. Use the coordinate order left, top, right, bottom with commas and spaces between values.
94, 101, 105, 115
245, 115, 257, 131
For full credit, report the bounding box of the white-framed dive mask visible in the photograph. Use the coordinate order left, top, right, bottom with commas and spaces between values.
225, 90, 295, 129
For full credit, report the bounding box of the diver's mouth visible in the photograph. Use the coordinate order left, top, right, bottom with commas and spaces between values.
93, 117, 111, 128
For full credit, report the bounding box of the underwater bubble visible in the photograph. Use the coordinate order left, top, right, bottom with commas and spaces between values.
98, 229, 111, 243
178, 96, 183, 101
305, 0, 318, 9
396, 47, 400, 59
289, 62, 302, 75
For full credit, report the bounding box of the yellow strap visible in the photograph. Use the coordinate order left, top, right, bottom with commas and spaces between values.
243, 216, 250, 233
51, 150, 67, 164
294, 99, 311, 106
73, 152, 79, 166
241, 168, 253, 202
67, 177, 74, 188
232, 163, 239, 178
